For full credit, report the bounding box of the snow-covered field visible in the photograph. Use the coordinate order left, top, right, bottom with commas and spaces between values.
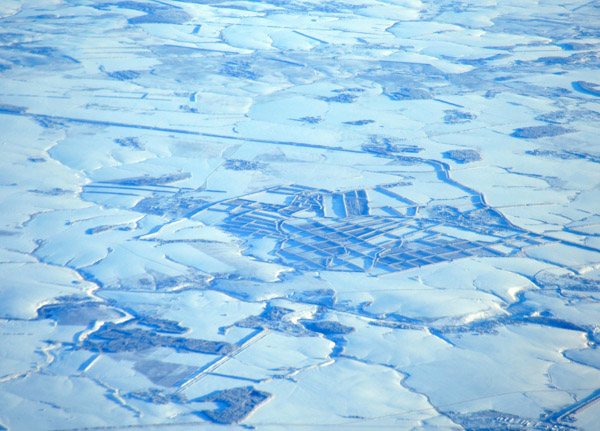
1, 0, 599, 430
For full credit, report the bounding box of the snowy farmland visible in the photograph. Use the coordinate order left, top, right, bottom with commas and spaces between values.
1, 0, 600, 430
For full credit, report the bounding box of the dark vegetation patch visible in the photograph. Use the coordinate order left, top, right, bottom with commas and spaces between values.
37, 301, 126, 326
224, 159, 267, 171
385, 87, 432, 100
220, 60, 261, 80
0, 104, 26, 114
511, 125, 572, 139
33, 116, 65, 129
443, 110, 477, 124
105, 172, 191, 186
224, 305, 309, 336
133, 193, 209, 218
443, 149, 482, 164
362, 136, 423, 156
126, 388, 186, 405
526, 149, 600, 163
82, 322, 234, 354
301, 320, 355, 335
85, 224, 132, 235
319, 93, 357, 103
29, 188, 71, 196
106, 70, 139, 81
194, 386, 272, 424
136, 315, 188, 334
294, 116, 322, 124
343, 119, 374, 126
535, 108, 600, 124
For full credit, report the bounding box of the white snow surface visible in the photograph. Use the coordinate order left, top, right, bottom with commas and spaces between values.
0, 0, 599, 430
